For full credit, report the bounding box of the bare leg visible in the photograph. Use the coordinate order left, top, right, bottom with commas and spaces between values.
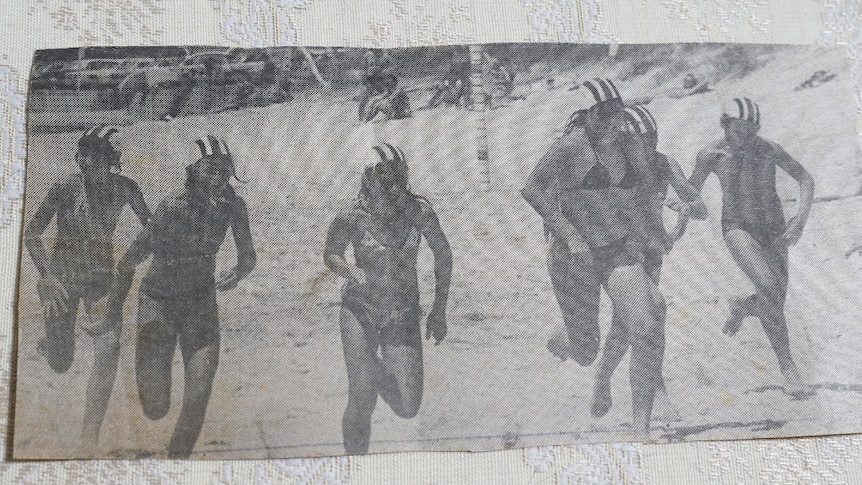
165, 293, 221, 459
339, 307, 379, 454
136, 294, 178, 421
724, 229, 804, 394
592, 261, 678, 421
724, 294, 757, 336
81, 326, 120, 451
546, 237, 602, 366
591, 314, 627, 418
592, 310, 678, 419
642, 293, 678, 423
378, 312, 423, 419
40, 295, 81, 374
605, 264, 666, 436
167, 344, 219, 458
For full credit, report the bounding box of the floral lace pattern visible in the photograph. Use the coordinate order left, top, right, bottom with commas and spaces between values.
0, 67, 25, 229
29, 0, 168, 44
1, 0, 861, 483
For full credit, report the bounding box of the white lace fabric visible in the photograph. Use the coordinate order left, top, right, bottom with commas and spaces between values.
0, 1, 860, 483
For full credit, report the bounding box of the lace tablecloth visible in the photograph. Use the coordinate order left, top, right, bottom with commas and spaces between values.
0, 1, 860, 483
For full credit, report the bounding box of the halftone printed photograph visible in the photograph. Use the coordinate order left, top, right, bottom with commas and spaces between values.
12, 43, 862, 460
484, 43, 862, 444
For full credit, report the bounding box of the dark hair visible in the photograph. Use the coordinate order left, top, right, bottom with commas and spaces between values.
185, 157, 234, 191
77, 140, 120, 169
562, 110, 588, 135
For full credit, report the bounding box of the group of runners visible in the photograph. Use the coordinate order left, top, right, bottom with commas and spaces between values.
26, 72, 818, 456
326, 77, 818, 448
25, 129, 256, 458
524, 78, 815, 434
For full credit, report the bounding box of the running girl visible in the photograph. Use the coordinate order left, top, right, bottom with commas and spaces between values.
684, 97, 815, 396
24, 126, 150, 450
522, 78, 666, 435
324, 144, 452, 453
106, 136, 256, 458
590, 105, 707, 420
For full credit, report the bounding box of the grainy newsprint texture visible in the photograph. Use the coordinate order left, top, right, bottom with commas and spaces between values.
13, 43, 862, 461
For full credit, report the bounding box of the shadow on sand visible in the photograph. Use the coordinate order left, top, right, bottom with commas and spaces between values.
659, 419, 787, 442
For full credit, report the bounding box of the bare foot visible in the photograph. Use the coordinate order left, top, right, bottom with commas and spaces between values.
782, 369, 814, 398
591, 378, 612, 418
651, 388, 682, 423
546, 325, 570, 361
723, 297, 746, 336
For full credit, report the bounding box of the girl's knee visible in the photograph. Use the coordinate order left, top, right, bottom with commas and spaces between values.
375, 370, 422, 419
142, 395, 170, 420
394, 405, 419, 419
184, 378, 215, 404
628, 312, 664, 349
389, 375, 423, 418
392, 394, 421, 419
47, 350, 74, 374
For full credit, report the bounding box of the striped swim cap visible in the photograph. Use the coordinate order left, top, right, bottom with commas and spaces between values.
195, 135, 231, 159
581, 78, 622, 104
722, 97, 761, 124
192, 135, 244, 181
364, 143, 409, 190
78, 125, 121, 169
78, 125, 119, 149
365, 143, 407, 169
624, 105, 657, 135
370, 143, 406, 167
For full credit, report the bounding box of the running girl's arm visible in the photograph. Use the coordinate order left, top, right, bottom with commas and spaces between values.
687, 149, 717, 194
324, 208, 364, 283
773, 144, 816, 229
216, 197, 257, 291
666, 156, 708, 220
671, 149, 716, 240
521, 140, 586, 251
108, 203, 161, 317
24, 181, 61, 278
231, 197, 256, 280
25, 182, 70, 316
773, 143, 815, 245
418, 204, 451, 345
127, 180, 152, 225
419, 205, 453, 313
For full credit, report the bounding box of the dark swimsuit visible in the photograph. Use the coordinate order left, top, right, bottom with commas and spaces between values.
716, 141, 786, 247
341, 201, 424, 350
578, 151, 638, 190
138, 190, 239, 352
565, 145, 642, 282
